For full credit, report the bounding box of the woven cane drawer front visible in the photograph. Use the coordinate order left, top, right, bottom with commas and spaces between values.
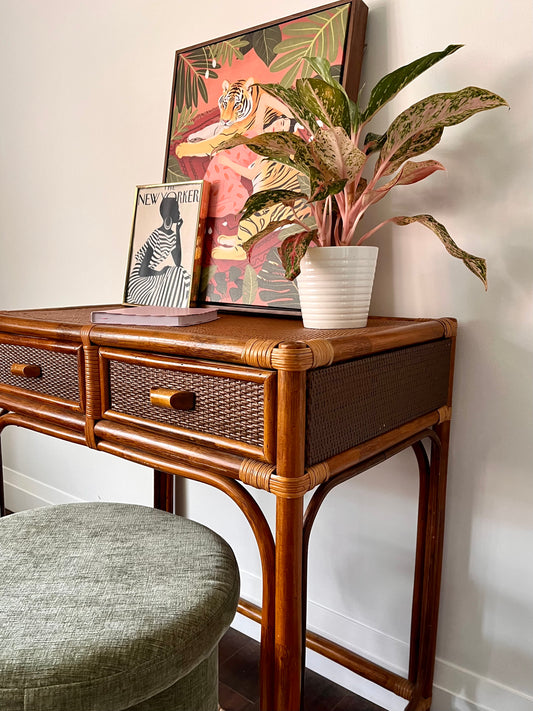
101, 349, 276, 460
0, 338, 83, 408
306, 339, 452, 465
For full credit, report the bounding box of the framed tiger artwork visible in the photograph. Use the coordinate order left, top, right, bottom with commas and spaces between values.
163, 0, 368, 316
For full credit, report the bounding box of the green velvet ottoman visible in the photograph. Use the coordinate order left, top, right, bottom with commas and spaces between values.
0, 502, 240, 711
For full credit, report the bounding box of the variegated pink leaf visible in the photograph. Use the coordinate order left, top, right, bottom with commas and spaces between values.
377, 87, 508, 176
357, 161, 444, 213
310, 126, 366, 181
380, 127, 444, 177
278, 230, 318, 280
215, 131, 313, 177
390, 159, 446, 185
241, 219, 299, 255
362, 45, 462, 125
241, 189, 306, 221
392, 214, 488, 288
380, 158, 445, 192
296, 78, 351, 134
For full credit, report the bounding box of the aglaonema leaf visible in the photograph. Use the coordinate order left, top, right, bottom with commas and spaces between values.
242, 219, 302, 255
250, 132, 312, 173
392, 214, 487, 289
296, 77, 351, 133
304, 56, 360, 131
256, 82, 321, 133
215, 131, 314, 177
241, 189, 308, 221
360, 160, 445, 212
363, 131, 387, 155
362, 45, 463, 125
377, 160, 445, 191
378, 127, 444, 175
304, 56, 339, 88
310, 126, 366, 181
278, 230, 318, 280
390, 159, 445, 185
377, 87, 508, 176
308, 176, 347, 202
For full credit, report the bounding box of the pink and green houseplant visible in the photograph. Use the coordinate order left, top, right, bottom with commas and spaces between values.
217, 45, 508, 289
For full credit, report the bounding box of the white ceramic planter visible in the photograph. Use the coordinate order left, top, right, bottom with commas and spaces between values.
297, 245, 378, 329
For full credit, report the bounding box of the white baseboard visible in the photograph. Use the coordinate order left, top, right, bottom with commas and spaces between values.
3, 466, 84, 512
234, 570, 533, 711
4, 470, 531, 711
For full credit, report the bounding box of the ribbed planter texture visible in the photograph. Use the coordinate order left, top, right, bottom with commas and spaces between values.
297, 246, 378, 329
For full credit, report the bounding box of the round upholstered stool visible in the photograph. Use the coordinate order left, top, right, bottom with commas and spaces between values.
0, 502, 240, 711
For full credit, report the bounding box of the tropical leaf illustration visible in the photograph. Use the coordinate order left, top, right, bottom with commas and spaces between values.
171, 105, 197, 142
241, 264, 259, 303
257, 245, 300, 306
270, 6, 349, 87
199, 264, 218, 300
165, 154, 190, 183
210, 36, 250, 67
214, 270, 229, 298
176, 50, 220, 112
247, 26, 283, 67
228, 266, 244, 302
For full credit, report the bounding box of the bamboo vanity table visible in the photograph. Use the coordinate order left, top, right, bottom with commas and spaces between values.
0, 306, 456, 711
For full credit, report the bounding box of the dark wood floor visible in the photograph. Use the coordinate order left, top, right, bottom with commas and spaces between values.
219, 627, 386, 711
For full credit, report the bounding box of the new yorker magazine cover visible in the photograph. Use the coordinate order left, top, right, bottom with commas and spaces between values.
163, 0, 366, 315
124, 181, 209, 308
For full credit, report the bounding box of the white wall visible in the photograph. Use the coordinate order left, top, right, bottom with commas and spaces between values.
1, 1, 532, 709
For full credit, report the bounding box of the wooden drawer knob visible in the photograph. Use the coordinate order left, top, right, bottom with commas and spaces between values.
10, 363, 42, 378
150, 387, 196, 411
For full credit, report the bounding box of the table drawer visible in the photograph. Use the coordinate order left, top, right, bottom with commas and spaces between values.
0, 335, 84, 410
100, 348, 277, 462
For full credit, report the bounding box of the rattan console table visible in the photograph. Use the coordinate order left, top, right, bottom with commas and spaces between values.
0, 306, 456, 711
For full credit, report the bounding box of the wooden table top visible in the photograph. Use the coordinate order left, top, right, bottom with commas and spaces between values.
0, 305, 453, 367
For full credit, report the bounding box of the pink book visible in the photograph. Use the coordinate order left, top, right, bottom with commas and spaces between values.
90, 305, 218, 326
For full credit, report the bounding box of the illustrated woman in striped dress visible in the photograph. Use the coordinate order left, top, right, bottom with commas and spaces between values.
127, 192, 191, 307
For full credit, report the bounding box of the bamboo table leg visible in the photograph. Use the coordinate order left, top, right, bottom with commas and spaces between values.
0, 423, 5, 518
274, 344, 307, 711
299, 432, 438, 707
407, 321, 455, 709
274, 496, 304, 710
406, 422, 450, 710
408, 440, 432, 686
154, 469, 174, 513
0, 409, 9, 517
408, 320, 455, 710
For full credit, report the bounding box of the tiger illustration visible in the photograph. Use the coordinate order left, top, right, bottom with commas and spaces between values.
175, 78, 291, 158
212, 152, 311, 261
